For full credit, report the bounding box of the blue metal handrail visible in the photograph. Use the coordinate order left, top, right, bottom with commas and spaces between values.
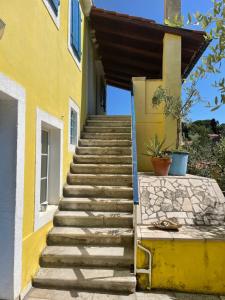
131, 95, 139, 205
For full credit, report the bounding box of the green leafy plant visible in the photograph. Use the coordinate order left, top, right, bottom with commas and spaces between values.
188, 0, 225, 109
144, 135, 170, 158
165, 0, 225, 110
187, 135, 225, 192
152, 82, 201, 148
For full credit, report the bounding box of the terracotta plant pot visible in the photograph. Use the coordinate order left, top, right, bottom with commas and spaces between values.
151, 157, 172, 176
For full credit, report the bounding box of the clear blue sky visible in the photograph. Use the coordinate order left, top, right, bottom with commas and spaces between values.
94, 0, 225, 124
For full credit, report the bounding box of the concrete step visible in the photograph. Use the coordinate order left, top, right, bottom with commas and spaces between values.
59, 197, 133, 212
67, 174, 133, 186
79, 139, 131, 147
40, 246, 133, 268
76, 146, 131, 156
81, 132, 131, 140
47, 227, 133, 246
54, 211, 133, 228
63, 185, 133, 199
88, 115, 131, 121
33, 267, 136, 293
73, 155, 132, 164
86, 120, 131, 127
84, 126, 131, 133
70, 163, 132, 174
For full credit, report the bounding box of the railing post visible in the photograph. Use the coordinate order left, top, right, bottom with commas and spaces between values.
131, 93, 139, 275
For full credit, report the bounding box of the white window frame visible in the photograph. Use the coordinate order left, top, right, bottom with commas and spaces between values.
0, 73, 26, 299
43, 0, 61, 29
40, 129, 50, 210
34, 108, 63, 231
68, 0, 82, 71
68, 98, 80, 152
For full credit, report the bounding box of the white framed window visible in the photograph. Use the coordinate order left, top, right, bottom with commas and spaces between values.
34, 108, 63, 231
68, 0, 82, 70
43, 0, 61, 29
68, 98, 80, 152
40, 129, 50, 211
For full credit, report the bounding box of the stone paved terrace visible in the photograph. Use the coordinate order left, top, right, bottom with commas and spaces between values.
25, 288, 225, 300
138, 174, 225, 226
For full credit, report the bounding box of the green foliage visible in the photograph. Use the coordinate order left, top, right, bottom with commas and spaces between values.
165, 14, 184, 27
219, 123, 225, 136
187, 133, 225, 192
144, 135, 170, 158
153, 83, 201, 121
152, 82, 202, 148
216, 137, 225, 170
165, 0, 225, 110
188, 0, 225, 109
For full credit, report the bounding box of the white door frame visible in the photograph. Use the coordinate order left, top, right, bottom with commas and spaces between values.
0, 73, 26, 299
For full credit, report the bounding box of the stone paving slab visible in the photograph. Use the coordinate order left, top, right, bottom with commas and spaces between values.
25, 288, 223, 300
138, 174, 225, 226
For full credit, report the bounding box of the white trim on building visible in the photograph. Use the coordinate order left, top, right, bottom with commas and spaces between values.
43, 0, 61, 29
34, 108, 63, 231
68, 98, 80, 152
0, 73, 26, 300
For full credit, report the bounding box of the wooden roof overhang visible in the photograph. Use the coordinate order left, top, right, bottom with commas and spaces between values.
90, 7, 210, 91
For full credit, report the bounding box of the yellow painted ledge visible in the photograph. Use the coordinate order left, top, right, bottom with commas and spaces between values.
137, 239, 225, 295
22, 221, 53, 290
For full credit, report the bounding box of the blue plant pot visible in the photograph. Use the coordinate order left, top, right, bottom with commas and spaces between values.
169, 151, 189, 176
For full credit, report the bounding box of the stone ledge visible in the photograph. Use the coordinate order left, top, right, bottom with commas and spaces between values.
137, 225, 225, 241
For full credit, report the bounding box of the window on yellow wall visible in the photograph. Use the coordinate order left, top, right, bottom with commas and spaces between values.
43, 0, 60, 29
48, 0, 60, 16
71, 0, 81, 61
69, 99, 80, 152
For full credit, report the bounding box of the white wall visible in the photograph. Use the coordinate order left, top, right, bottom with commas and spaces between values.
0, 97, 17, 300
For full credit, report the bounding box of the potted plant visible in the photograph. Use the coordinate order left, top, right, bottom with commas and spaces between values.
152, 82, 201, 176
144, 135, 172, 176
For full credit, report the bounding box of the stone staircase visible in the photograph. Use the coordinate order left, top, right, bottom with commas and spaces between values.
33, 115, 136, 293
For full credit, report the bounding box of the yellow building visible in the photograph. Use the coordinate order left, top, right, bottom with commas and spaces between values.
1, 0, 220, 299
0, 0, 105, 298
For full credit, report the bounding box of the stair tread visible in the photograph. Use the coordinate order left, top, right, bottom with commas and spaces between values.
80, 139, 131, 142
49, 227, 133, 236
88, 115, 131, 118
73, 155, 132, 158
61, 197, 133, 201
77, 146, 132, 149
64, 184, 133, 190
56, 211, 133, 217
87, 120, 131, 123
71, 163, 132, 167
42, 245, 133, 258
82, 133, 131, 135
85, 126, 131, 129
34, 267, 136, 283
68, 174, 132, 178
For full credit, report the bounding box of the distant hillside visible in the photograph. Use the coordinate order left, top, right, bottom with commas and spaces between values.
183, 119, 225, 138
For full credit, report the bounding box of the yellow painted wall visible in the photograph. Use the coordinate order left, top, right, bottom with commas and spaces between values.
132, 78, 164, 172
137, 239, 225, 295
133, 33, 181, 172
0, 0, 91, 291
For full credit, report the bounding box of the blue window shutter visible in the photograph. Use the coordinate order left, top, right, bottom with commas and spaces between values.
50, 0, 60, 15
71, 0, 81, 60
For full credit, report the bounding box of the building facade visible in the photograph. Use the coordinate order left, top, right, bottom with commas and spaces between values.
0, 0, 104, 298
